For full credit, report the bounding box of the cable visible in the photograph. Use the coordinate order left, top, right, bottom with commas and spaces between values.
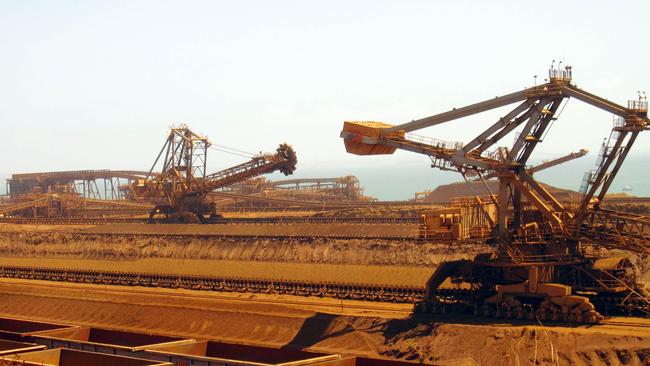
210, 144, 255, 156
208, 147, 252, 159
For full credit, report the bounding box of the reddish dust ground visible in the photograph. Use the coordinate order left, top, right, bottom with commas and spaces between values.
0, 223, 486, 286
0, 222, 648, 365
0, 279, 648, 366
0, 256, 434, 286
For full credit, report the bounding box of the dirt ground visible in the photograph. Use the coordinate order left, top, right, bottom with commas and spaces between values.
0, 225, 486, 287
0, 279, 648, 366
2, 226, 647, 289
0, 222, 648, 365
0, 223, 647, 289
79, 222, 420, 237
0, 256, 435, 286
0, 232, 479, 265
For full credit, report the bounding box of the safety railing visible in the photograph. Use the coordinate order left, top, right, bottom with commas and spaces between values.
613, 117, 626, 129
404, 133, 464, 150
0, 195, 11, 204
628, 99, 648, 113
483, 146, 508, 162
449, 195, 493, 207
429, 156, 457, 171
549, 67, 572, 82
510, 231, 557, 244
498, 250, 576, 264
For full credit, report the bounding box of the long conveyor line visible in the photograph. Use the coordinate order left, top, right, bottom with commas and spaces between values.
0, 265, 426, 303
0, 230, 424, 241
1, 265, 645, 323
0, 216, 420, 225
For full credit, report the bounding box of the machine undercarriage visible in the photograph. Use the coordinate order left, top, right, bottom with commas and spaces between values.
417, 246, 647, 323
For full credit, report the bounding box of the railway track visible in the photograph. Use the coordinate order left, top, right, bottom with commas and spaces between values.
0, 216, 419, 225
0, 265, 425, 303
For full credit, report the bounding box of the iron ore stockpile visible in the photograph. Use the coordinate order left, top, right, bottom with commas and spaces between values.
1, 68, 650, 366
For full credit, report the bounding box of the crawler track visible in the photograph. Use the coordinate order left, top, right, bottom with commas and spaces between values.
0, 265, 425, 303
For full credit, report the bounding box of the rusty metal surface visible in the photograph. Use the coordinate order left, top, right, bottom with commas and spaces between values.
128, 126, 297, 222
340, 65, 650, 320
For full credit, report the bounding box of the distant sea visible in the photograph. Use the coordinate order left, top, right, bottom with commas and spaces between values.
289, 155, 650, 201
1, 155, 648, 201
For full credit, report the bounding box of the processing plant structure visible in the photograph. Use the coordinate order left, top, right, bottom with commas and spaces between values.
212, 176, 375, 211
341, 65, 650, 322
0, 128, 380, 219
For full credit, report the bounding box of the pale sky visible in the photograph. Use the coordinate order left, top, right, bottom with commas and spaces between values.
1, 1, 649, 199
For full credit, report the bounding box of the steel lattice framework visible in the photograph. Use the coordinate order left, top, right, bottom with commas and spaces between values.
341, 65, 650, 321
131, 125, 297, 222
342, 67, 649, 250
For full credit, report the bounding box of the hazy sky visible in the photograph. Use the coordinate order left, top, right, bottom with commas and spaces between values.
1, 1, 649, 199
